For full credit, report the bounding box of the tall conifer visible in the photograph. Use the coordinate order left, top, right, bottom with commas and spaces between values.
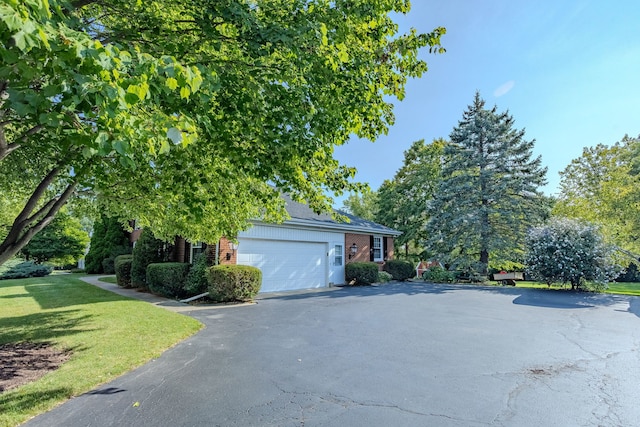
426, 92, 547, 274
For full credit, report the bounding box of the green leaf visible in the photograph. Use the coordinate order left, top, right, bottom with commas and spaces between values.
165, 77, 178, 90
113, 140, 130, 156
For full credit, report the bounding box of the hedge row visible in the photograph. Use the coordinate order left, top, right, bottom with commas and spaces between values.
115, 258, 263, 303
146, 262, 192, 298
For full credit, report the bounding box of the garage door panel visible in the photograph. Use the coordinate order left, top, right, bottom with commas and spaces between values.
237, 239, 326, 292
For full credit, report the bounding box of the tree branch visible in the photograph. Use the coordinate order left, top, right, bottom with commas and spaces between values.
0, 180, 78, 265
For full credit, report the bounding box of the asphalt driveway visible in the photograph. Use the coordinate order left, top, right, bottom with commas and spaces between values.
24, 282, 640, 426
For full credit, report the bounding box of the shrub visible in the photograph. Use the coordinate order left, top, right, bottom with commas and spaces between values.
184, 253, 210, 296
146, 262, 191, 298
422, 266, 455, 283
0, 260, 52, 280
85, 215, 131, 274
131, 229, 167, 289
102, 256, 116, 274
114, 255, 134, 288
345, 262, 379, 286
616, 262, 640, 282
207, 265, 262, 302
377, 271, 393, 283
383, 259, 414, 281
526, 218, 620, 290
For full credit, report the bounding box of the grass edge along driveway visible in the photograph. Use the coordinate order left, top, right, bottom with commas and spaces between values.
0, 274, 202, 427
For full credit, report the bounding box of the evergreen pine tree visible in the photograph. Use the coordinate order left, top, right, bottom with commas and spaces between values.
426, 92, 547, 274
131, 229, 167, 289
84, 215, 131, 274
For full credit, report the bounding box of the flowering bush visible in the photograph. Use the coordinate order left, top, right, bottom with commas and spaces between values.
525, 218, 620, 290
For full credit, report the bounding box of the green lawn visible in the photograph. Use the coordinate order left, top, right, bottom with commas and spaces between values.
0, 274, 202, 427
97, 275, 117, 284
604, 282, 640, 296
500, 280, 640, 296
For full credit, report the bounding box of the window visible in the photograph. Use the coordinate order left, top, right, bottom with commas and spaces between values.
373, 236, 383, 262
190, 242, 205, 263
334, 244, 343, 266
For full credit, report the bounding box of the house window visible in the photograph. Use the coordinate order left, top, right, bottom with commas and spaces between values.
334, 244, 343, 266
190, 242, 204, 263
373, 236, 383, 262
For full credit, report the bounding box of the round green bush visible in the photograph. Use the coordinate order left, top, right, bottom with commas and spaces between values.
345, 262, 379, 286
377, 271, 393, 283
114, 254, 134, 288
207, 265, 262, 302
383, 259, 415, 281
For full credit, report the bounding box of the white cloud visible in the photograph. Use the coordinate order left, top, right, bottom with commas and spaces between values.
494, 80, 515, 97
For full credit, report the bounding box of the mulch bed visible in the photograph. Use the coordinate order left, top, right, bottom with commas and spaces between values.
0, 342, 71, 393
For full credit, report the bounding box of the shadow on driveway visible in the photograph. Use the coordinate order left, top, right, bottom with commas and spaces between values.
259, 281, 640, 316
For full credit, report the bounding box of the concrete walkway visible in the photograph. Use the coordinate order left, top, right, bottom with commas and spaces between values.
79, 276, 254, 313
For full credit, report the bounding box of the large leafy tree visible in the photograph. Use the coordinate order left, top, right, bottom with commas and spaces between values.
341, 190, 378, 221
426, 93, 547, 274
553, 135, 640, 256
376, 138, 445, 257
0, 1, 446, 265
20, 210, 89, 265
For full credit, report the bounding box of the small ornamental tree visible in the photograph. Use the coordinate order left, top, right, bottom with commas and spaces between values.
525, 218, 620, 290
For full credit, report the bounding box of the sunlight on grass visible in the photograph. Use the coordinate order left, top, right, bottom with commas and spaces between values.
0, 275, 202, 427
496, 280, 640, 296
605, 282, 640, 296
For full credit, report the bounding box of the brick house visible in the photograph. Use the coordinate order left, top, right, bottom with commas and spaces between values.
145, 194, 400, 293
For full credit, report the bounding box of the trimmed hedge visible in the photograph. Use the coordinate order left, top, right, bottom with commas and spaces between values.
207, 265, 262, 302
345, 262, 379, 286
0, 260, 52, 280
146, 262, 191, 298
114, 254, 134, 288
383, 259, 414, 281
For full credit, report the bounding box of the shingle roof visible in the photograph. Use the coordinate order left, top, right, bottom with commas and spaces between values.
276, 193, 401, 236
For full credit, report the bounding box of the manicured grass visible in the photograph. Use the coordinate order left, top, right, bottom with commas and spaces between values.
0, 275, 202, 427
604, 282, 640, 296
499, 280, 640, 296
97, 275, 117, 284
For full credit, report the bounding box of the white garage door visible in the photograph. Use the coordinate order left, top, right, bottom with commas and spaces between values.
237, 239, 326, 292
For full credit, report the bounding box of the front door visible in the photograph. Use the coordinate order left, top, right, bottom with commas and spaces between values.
329, 242, 345, 285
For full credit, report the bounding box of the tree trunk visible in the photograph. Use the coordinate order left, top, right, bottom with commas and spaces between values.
479, 248, 489, 275
0, 169, 77, 266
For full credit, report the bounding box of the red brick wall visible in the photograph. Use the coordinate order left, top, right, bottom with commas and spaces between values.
345, 233, 370, 264
219, 237, 238, 265
345, 233, 395, 270
385, 237, 394, 260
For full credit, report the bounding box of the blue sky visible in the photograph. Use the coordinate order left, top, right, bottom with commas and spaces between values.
333, 0, 640, 205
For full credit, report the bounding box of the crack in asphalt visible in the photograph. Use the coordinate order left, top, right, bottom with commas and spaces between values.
259, 381, 486, 426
